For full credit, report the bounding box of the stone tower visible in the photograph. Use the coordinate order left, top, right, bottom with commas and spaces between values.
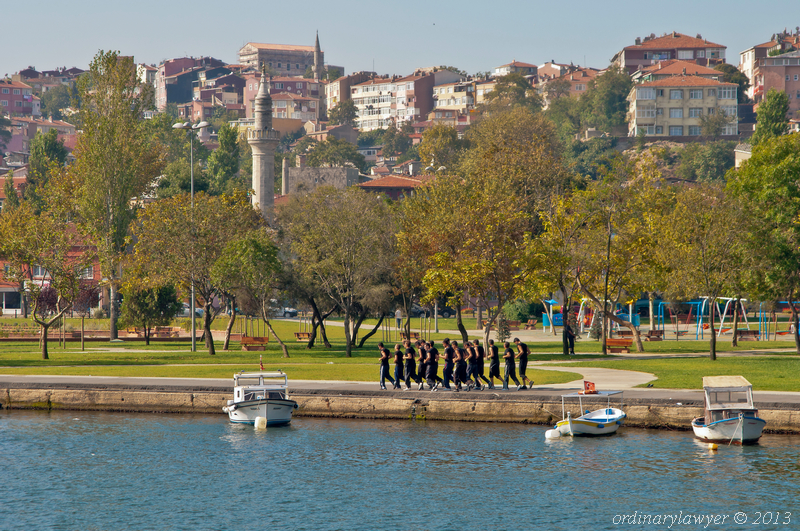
247, 66, 281, 221
312, 31, 322, 80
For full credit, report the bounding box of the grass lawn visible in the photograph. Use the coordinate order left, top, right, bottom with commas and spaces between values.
563, 357, 800, 392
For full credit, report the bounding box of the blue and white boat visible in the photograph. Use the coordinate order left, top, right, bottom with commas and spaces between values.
222, 371, 298, 426
691, 376, 766, 444
550, 385, 626, 437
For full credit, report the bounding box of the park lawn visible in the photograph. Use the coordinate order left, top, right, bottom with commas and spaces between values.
563, 357, 800, 392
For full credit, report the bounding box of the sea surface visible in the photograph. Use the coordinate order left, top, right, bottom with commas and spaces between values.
1, 410, 798, 531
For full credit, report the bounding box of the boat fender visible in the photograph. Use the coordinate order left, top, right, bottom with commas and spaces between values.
222, 406, 228, 413
545, 429, 561, 439
293, 403, 299, 410
616, 421, 622, 425
597, 424, 604, 429
254, 417, 267, 430
708, 443, 718, 451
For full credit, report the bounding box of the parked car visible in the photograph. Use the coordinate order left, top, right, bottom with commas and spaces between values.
178, 303, 203, 317
270, 306, 298, 318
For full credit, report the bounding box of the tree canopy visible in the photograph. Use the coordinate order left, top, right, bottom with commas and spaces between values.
751, 88, 789, 145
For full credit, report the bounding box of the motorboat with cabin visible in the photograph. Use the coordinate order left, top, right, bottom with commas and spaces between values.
547, 381, 626, 438
691, 376, 766, 444
222, 371, 298, 426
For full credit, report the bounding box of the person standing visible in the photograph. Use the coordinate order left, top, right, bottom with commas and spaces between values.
441, 339, 454, 390
486, 339, 501, 389
514, 337, 533, 389
393, 344, 404, 390
378, 342, 394, 390
563, 317, 576, 355
403, 340, 420, 390
503, 341, 521, 390
395, 308, 403, 330
474, 339, 491, 389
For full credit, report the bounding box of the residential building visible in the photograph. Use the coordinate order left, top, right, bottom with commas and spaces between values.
757, 49, 800, 115
537, 61, 577, 81
492, 60, 537, 78
137, 64, 157, 86
304, 122, 358, 145
0, 80, 35, 116
325, 71, 375, 110
740, 29, 800, 101
6, 116, 76, 153
540, 67, 599, 105
734, 143, 752, 169
634, 60, 721, 83
238, 37, 323, 78
271, 93, 320, 122
243, 74, 323, 118
613, 32, 727, 75
432, 80, 475, 114
627, 75, 739, 138
474, 79, 497, 106
154, 56, 226, 110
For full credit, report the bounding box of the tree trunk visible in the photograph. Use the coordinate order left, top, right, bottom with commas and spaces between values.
307, 301, 335, 349
203, 302, 215, 355
40, 323, 50, 360
109, 282, 119, 340
648, 293, 655, 331
476, 303, 483, 331
709, 297, 717, 361
580, 286, 644, 353
265, 319, 290, 358
350, 306, 368, 347
730, 296, 740, 347
455, 304, 468, 343
343, 314, 352, 357
358, 314, 384, 348
223, 311, 236, 351
789, 296, 800, 355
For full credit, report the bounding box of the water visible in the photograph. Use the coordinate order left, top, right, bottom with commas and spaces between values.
1, 410, 798, 531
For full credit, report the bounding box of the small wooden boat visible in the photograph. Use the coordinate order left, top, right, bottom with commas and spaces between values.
691, 376, 766, 444
222, 371, 298, 426
548, 382, 626, 437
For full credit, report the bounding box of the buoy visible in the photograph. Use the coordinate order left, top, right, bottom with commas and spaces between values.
545, 429, 561, 439
254, 417, 267, 430
708, 443, 718, 451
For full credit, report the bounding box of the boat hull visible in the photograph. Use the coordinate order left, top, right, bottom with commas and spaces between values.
556, 408, 626, 437
691, 416, 766, 444
224, 399, 298, 426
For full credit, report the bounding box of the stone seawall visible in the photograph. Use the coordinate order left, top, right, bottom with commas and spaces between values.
3, 385, 799, 433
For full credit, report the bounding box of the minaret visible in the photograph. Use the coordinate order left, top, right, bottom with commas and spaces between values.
247, 64, 281, 222
312, 31, 322, 80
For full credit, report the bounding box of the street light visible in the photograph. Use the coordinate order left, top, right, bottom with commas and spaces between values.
172, 120, 209, 352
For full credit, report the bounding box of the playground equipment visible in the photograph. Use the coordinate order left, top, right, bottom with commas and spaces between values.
758, 301, 797, 341
541, 299, 562, 333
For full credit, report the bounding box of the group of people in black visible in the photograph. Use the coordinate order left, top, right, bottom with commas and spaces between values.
378, 337, 535, 392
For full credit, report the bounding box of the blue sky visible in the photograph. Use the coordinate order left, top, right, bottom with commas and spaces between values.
3, 0, 797, 77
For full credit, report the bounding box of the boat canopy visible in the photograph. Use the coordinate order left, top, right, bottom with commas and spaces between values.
234, 371, 288, 389
702, 375, 751, 390
703, 375, 754, 410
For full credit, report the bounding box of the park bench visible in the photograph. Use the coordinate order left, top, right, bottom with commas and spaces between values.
241, 336, 269, 351
606, 338, 633, 354
735, 330, 760, 341
125, 327, 143, 338
400, 332, 421, 341
645, 330, 664, 341
524, 319, 538, 330
508, 320, 521, 331
294, 332, 312, 341
154, 326, 180, 338
615, 330, 635, 337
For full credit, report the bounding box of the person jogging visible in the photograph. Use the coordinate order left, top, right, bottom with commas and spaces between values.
514, 337, 533, 389
485, 339, 501, 389
378, 342, 395, 390
503, 341, 521, 390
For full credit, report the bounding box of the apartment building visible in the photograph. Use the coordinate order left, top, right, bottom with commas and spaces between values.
740, 29, 800, 101
155, 57, 226, 110
432, 80, 475, 114
242, 74, 323, 118
614, 32, 727, 75
0, 80, 35, 116
325, 71, 375, 109
238, 41, 322, 78
628, 75, 738, 138
271, 93, 320, 122
757, 49, 800, 115
492, 60, 537, 78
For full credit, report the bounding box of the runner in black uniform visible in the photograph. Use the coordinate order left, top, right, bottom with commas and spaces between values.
393, 344, 404, 390
403, 340, 420, 390
486, 339, 501, 389
514, 337, 533, 389
416, 340, 427, 390
466, 341, 480, 390
425, 344, 439, 391
452, 341, 472, 392
378, 342, 395, 390
441, 339, 454, 390
474, 339, 490, 390
503, 341, 521, 390
426, 341, 443, 387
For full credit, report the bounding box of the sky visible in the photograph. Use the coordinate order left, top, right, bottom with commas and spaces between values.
3, 0, 799, 77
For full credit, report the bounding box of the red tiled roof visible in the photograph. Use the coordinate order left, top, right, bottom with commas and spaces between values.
639, 75, 736, 88
625, 32, 725, 50
0, 79, 32, 89
754, 40, 779, 49
499, 60, 537, 68
644, 60, 719, 76
245, 43, 315, 52
359, 175, 425, 189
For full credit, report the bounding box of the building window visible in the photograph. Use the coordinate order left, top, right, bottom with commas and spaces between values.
669, 108, 683, 118
13, 89, 20, 95
678, 50, 693, 60
670, 90, 683, 100
717, 87, 736, 99
708, 89, 716, 97
15, 101, 22, 107
720, 106, 737, 117
656, 126, 663, 134
32, 265, 46, 277
79, 266, 94, 279
787, 75, 791, 81
638, 125, 655, 135
688, 126, 701, 136
296, 83, 302, 89
689, 108, 703, 118
1, 100, 7, 106
722, 124, 737, 135
795, 75, 799, 81
669, 126, 683, 136
575, 84, 586, 91
278, 63, 281, 68
697, 50, 705, 58
275, 83, 283, 89
636, 107, 656, 118
637, 88, 656, 100
690, 89, 703, 99
296, 64, 299, 69
1, 88, 8, 94
309, 101, 316, 108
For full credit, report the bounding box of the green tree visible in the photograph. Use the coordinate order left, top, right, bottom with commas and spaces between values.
357, 128, 386, 148
70, 50, 166, 339
326, 67, 342, 81
130, 190, 264, 355
209, 106, 240, 134
676, 141, 735, 181
577, 66, 633, 132
751, 88, 790, 145
713, 64, 751, 103
699, 107, 736, 138
307, 136, 365, 170
544, 94, 582, 142
0, 114, 12, 150
207, 124, 240, 194
481, 73, 543, 114
417, 124, 465, 170
39, 84, 79, 120
119, 285, 182, 345
327, 100, 357, 125
380, 125, 412, 158
544, 77, 572, 102
3, 175, 20, 211
24, 129, 69, 212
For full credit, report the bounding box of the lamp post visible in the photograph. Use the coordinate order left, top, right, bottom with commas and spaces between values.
172, 119, 209, 352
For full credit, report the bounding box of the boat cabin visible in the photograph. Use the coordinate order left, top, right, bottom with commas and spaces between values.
232, 371, 289, 403
702, 375, 758, 424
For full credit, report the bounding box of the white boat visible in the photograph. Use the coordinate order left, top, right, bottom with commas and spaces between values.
691, 376, 766, 445
552, 384, 626, 437
222, 371, 299, 426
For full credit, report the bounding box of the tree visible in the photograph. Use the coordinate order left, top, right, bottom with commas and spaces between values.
751, 88, 789, 145
713, 64, 751, 103
130, 190, 264, 355
307, 136, 365, 170
209, 106, 239, 134
207, 124, 240, 194
544, 94, 582, 143
70, 50, 166, 340
357, 129, 386, 148
39, 84, 79, 120
24, 129, 69, 212
327, 100, 357, 126
3, 175, 20, 211
577, 66, 633, 132
380, 125, 412, 159
698, 107, 736, 139
119, 285, 182, 346
544, 77, 573, 102
726, 134, 800, 352
0, 114, 11, 150
279, 187, 395, 357
417, 124, 466, 171
480, 73, 543, 114
326, 67, 342, 82
211, 230, 290, 357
